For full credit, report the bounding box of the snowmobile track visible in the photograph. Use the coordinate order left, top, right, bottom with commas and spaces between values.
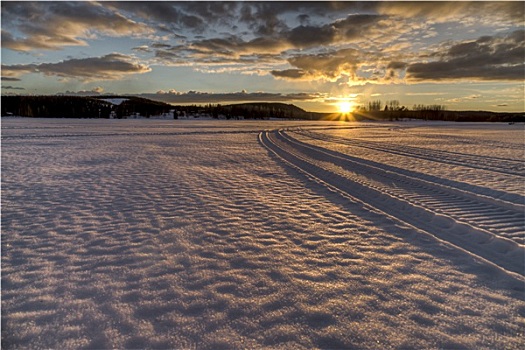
259, 129, 524, 278
297, 129, 525, 177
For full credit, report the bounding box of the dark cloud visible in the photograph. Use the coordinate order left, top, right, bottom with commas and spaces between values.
287, 25, 335, 48
285, 14, 385, 49
154, 49, 183, 62
152, 43, 175, 49
191, 38, 239, 56
1, 28, 77, 52
37, 54, 151, 80
151, 36, 290, 66
103, 1, 195, 35
383, 61, 408, 82
106, 1, 239, 34
408, 61, 524, 81
2, 86, 25, 90
236, 2, 375, 37
332, 14, 386, 40
272, 48, 364, 81
0, 64, 34, 78
387, 61, 407, 70
244, 37, 289, 53
297, 14, 310, 26
271, 69, 307, 79
1, 1, 152, 51
240, 1, 376, 24
407, 30, 525, 81
137, 8, 392, 78
131, 6, 391, 66
448, 41, 484, 56
239, 2, 289, 36
3, 1, 521, 55
182, 1, 240, 29
2, 54, 151, 81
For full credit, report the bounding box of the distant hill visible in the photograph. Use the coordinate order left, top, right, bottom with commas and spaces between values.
2, 95, 524, 122
93, 96, 173, 118
218, 102, 315, 120
225, 102, 307, 114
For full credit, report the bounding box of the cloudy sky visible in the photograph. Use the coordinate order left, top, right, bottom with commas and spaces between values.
1, 1, 524, 112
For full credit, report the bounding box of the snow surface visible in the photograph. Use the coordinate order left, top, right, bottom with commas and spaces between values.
1, 118, 524, 349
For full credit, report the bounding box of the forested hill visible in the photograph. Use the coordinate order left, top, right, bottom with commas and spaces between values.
218, 102, 315, 120
0, 97, 317, 120
1, 95, 173, 119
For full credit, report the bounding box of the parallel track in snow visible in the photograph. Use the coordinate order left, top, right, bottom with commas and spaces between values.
259, 129, 524, 277
296, 129, 525, 177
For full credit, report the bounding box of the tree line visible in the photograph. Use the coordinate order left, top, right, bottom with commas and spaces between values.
356, 99, 446, 113
1, 96, 172, 119
352, 99, 523, 122
2, 95, 523, 123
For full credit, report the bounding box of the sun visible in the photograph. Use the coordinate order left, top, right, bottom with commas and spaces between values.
338, 101, 354, 114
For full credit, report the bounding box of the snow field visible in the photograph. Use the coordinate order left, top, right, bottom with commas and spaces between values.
1, 119, 524, 349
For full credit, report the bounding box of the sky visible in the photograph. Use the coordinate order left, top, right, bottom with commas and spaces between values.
1, 1, 524, 112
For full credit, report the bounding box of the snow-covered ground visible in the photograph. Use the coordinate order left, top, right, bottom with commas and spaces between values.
2, 118, 524, 349
100, 98, 129, 106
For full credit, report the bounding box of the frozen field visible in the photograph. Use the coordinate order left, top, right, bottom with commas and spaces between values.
2, 118, 524, 349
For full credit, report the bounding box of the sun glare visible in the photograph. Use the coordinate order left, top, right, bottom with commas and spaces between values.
338, 101, 354, 114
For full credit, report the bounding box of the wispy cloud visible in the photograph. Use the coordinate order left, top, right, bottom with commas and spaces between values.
140, 90, 326, 104
57, 87, 105, 96
447, 94, 482, 103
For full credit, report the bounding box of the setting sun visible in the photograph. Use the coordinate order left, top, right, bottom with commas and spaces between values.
338, 101, 354, 114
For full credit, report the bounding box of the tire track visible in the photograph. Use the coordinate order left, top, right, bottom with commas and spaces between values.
297, 129, 525, 177
259, 129, 524, 277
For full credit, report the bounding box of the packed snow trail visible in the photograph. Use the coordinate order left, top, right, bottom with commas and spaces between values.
260, 129, 525, 277
287, 129, 525, 242
297, 128, 525, 176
